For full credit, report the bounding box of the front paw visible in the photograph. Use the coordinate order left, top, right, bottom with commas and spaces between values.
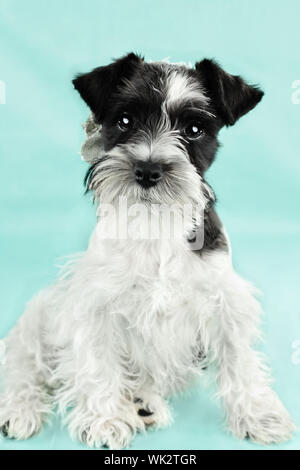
228, 396, 296, 444
69, 404, 145, 449
0, 409, 43, 440
79, 417, 136, 449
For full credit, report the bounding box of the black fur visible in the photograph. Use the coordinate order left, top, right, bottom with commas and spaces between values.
138, 408, 153, 417
74, 55, 224, 174
200, 207, 228, 254
195, 59, 264, 126
74, 54, 263, 176
0, 422, 10, 438
74, 54, 263, 254
73, 53, 143, 123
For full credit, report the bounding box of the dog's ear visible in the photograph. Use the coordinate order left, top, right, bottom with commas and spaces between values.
195, 59, 264, 126
73, 53, 143, 122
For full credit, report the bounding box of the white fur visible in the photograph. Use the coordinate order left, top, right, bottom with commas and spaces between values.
165, 70, 209, 109
0, 211, 296, 447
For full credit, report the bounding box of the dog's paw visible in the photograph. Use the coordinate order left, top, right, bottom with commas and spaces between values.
78, 417, 138, 449
228, 397, 296, 444
248, 414, 296, 445
0, 409, 43, 440
69, 404, 145, 449
134, 392, 173, 429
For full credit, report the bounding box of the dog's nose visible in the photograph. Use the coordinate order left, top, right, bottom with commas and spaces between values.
134, 162, 163, 188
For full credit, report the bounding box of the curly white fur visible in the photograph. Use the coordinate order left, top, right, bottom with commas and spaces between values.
0, 218, 296, 448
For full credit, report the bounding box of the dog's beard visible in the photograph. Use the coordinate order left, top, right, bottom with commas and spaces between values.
85, 135, 206, 207
84, 132, 213, 243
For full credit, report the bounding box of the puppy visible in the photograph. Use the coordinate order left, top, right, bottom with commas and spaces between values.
0, 53, 295, 449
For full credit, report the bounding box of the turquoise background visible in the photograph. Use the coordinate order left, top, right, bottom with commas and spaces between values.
0, 0, 300, 450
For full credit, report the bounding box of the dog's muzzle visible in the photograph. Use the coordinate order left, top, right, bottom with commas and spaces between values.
133, 161, 163, 188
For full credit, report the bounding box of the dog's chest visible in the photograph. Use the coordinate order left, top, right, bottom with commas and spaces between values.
106, 239, 202, 316
104, 240, 210, 376
86, 235, 217, 391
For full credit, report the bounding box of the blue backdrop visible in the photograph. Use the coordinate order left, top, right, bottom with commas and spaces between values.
0, 0, 299, 450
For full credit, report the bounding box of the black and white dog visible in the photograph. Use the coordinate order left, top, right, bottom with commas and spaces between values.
0, 53, 295, 449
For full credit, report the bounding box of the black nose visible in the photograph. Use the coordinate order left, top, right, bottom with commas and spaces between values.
134, 161, 163, 188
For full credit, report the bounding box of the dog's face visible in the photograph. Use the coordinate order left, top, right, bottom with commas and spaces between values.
73, 53, 263, 208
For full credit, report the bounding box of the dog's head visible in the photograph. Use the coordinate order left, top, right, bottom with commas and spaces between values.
73, 53, 263, 209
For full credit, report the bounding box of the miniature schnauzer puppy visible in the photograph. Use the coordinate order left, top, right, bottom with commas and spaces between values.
0, 53, 295, 449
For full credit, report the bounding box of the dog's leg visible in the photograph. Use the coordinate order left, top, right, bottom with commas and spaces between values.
57, 312, 145, 450
204, 254, 296, 444
0, 292, 52, 439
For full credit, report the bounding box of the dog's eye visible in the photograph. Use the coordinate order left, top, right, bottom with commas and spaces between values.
118, 113, 132, 131
184, 122, 204, 139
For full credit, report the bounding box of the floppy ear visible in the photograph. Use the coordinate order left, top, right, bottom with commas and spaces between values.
72, 52, 143, 122
195, 59, 264, 126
